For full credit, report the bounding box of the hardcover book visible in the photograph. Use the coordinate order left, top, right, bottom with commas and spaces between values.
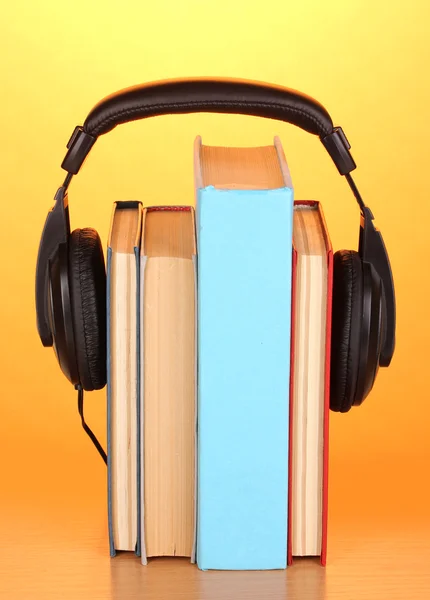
287, 200, 333, 566
139, 206, 197, 564
107, 201, 143, 557
194, 136, 294, 570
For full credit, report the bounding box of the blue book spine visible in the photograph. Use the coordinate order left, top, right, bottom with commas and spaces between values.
196, 185, 294, 570
107, 246, 115, 558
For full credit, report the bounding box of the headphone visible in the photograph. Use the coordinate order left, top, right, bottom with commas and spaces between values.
36, 78, 396, 459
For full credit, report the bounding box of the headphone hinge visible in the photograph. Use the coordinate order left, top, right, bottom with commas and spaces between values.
322, 126, 356, 176
61, 126, 96, 175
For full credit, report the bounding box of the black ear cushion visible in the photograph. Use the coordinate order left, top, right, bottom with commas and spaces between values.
330, 250, 363, 412
69, 229, 107, 391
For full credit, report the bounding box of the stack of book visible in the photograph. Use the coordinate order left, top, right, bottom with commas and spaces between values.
106, 135, 332, 570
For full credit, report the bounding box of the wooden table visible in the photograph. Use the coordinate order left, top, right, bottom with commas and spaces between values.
1, 492, 429, 599
1, 430, 429, 599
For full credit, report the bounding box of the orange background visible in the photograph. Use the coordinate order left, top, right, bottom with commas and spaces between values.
0, 0, 429, 585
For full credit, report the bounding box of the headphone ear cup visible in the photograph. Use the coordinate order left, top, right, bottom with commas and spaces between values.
69, 228, 107, 391
330, 250, 363, 412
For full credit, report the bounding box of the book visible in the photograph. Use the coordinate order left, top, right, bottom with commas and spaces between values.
287, 201, 333, 566
140, 206, 197, 564
194, 136, 294, 570
106, 201, 143, 556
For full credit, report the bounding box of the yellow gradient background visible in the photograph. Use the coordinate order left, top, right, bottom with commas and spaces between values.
0, 1, 429, 593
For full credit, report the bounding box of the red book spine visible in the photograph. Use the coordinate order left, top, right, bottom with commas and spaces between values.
319, 207, 333, 567
146, 205, 192, 212
287, 245, 297, 567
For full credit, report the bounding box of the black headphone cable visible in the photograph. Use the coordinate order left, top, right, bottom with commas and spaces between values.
75, 384, 107, 465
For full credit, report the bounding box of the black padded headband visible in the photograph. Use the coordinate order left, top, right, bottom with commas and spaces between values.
61, 77, 356, 177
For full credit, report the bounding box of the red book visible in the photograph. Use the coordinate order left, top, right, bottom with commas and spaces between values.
287, 201, 333, 566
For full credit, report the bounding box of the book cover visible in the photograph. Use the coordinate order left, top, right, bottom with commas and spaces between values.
287, 200, 333, 566
139, 206, 197, 565
194, 136, 294, 570
107, 201, 142, 557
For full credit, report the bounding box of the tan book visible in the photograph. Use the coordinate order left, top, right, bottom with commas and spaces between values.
140, 206, 197, 563
107, 201, 143, 554
289, 201, 333, 564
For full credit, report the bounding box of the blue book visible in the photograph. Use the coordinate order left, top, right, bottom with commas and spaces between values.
194, 136, 294, 570
106, 201, 142, 557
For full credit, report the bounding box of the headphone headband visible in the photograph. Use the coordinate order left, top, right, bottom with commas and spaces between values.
61, 77, 356, 177
37, 77, 395, 367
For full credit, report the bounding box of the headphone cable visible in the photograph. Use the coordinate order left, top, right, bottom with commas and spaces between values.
76, 385, 107, 465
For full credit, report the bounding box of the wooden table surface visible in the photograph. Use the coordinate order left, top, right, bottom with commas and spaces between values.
1, 431, 430, 599
1, 491, 429, 599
